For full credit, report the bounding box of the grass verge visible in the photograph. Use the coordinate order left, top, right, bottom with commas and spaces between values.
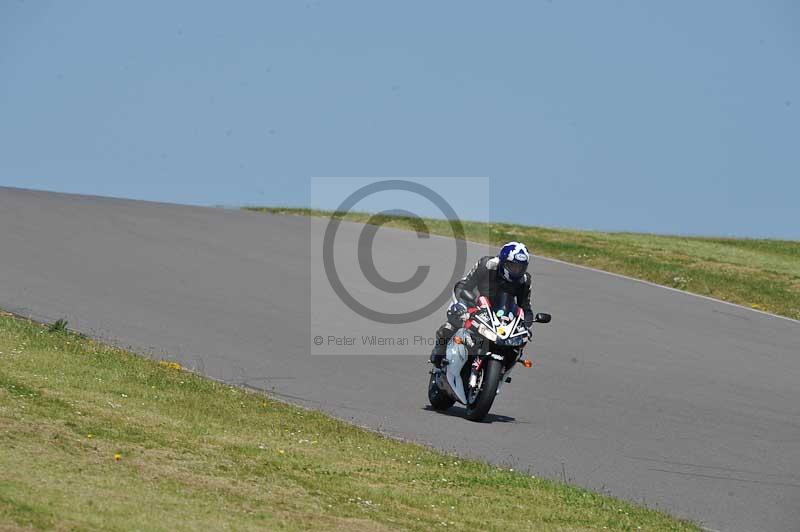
246, 207, 800, 321
0, 311, 697, 531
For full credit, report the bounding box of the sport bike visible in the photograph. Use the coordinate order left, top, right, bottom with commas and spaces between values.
427, 294, 551, 421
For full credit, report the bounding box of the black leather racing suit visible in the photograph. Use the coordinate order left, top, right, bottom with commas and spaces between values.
430, 255, 534, 363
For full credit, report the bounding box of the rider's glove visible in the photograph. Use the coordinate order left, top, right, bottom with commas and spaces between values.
447, 301, 471, 328
451, 300, 471, 321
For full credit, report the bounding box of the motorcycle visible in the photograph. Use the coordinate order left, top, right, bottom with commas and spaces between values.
427, 294, 551, 422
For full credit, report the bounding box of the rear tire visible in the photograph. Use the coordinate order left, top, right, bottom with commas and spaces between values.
465, 359, 503, 422
428, 371, 455, 411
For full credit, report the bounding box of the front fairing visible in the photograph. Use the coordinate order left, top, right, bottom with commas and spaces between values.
443, 329, 471, 404
470, 304, 528, 347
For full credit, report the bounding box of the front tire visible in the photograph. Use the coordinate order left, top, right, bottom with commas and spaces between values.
465, 359, 503, 422
428, 371, 455, 411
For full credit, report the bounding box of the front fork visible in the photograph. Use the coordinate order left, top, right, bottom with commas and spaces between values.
468, 357, 484, 389
467, 353, 510, 398
471, 350, 524, 395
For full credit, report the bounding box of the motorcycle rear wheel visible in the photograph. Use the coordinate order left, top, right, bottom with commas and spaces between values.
427, 370, 455, 411
465, 359, 502, 422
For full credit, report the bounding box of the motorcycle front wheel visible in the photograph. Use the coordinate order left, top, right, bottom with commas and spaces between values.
465, 358, 503, 422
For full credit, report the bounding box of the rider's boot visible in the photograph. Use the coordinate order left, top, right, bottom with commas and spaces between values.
429, 342, 446, 367
429, 323, 455, 367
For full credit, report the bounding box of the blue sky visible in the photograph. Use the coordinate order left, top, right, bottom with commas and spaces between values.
2, 1, 798, 238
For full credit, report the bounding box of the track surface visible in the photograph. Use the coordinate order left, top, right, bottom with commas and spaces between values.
1, 187, 798, 532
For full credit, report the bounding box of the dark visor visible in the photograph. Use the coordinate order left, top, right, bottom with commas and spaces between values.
505, 261, 526, 275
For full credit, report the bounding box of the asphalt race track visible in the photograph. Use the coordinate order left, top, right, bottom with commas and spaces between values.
1, 187, 798, 532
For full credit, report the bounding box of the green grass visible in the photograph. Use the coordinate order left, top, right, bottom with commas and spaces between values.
246, 207, 800, 321
0, 311, 697, 531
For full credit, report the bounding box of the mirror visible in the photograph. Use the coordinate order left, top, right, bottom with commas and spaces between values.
534, 312, 551, 324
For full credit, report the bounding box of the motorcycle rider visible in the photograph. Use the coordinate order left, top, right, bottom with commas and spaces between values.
429, 241, 534, 367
